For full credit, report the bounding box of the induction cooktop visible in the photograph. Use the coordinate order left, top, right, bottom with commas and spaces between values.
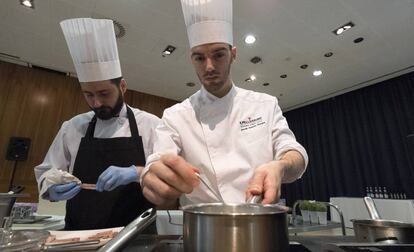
151, 241, 312, 252
322, 243, 414, 252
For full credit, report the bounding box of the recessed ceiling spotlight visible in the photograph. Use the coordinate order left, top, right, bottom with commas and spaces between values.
244, 35, 256, 44
280, 74, 287, 79
313, 70, 323, 77
300, 64, 308, 69
186, 82, 196, 87
324, 52, 333, 57
354, 37, 364, 43
263, 83, 270, 86
250, 56, 262, 64
245, 75, 256, 82
333, 21, 354, 35
162, 45, 176, 57
20, 0, 34, 8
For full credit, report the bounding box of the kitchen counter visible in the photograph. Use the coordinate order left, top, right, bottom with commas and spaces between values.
289, 221, 343, 235
121, 234, 357, 252
11, 215, 65, 231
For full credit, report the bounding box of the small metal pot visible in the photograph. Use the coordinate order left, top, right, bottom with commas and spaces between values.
183, 203, 289, 252
0, 193, 29, 228
351, 197, 414, 243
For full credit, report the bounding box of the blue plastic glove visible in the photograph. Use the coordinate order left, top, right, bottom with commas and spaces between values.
96, 165, 138, 192
48, 182, 81, 201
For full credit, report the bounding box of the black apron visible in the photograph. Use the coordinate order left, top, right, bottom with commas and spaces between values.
65, 106, 153, 230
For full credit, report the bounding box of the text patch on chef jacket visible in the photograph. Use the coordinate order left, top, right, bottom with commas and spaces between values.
239, 116, 266, 131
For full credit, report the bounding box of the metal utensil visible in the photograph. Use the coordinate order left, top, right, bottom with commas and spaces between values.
351, 196, 414, 243
194, 173, 224, 202
97, 208, 156, 252
44, 239, 101, 251
246, 194, 263, 204
363, 196, 381, 220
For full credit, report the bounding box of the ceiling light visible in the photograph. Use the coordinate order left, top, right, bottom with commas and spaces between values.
300, 64, 308, 69
354, 37, 364, 43
263, 83, 270, 86
324, 52, 333, 57
186, 82, 195, 87
244, 35, 256, 44
333, 21, 354, 36
335, 28, 344, 35
313, 70, 323, 77
20, 0, 34, 8
250, 56, 262, 64
280, 74, 287, 79
245, 75, 256, 82
162, 45, 176, 57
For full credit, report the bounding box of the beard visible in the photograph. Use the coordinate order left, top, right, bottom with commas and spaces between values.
92, 93, 124, 120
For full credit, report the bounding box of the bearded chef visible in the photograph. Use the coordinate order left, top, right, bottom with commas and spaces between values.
34, 18, 160, 230
141, 0, 308, 208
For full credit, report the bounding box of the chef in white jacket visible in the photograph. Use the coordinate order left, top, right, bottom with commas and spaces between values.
141, 0, 308, 208
34, 18, 160, 230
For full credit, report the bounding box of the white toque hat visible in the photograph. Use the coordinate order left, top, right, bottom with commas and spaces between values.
180, 0, 233, 49
60, 18, 122, 82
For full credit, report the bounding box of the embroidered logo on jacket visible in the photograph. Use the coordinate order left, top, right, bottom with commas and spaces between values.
239, 116, 265, 131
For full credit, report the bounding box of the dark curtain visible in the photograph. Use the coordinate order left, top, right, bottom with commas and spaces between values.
281, 71, 414, 207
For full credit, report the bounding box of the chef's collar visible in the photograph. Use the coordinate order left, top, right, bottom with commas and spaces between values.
118, 103, 128, 118
96, 103, 127, 122
200, 83, 236, 103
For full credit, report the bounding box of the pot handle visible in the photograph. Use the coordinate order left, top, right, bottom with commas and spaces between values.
97, 208, 156, 252
363, 197, 381, 220
246, 195, 263, 204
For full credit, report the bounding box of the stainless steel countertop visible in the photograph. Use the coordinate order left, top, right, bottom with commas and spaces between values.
289, 221, 343, 234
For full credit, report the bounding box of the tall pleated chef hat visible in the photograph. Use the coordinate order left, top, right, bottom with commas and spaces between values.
60, 18, 121, 82
180, 0, 233, 49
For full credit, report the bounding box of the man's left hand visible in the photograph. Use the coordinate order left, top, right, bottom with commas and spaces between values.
245, 160, 288, 204
96, 165, 138, 192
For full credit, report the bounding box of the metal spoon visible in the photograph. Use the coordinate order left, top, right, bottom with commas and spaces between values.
246, 194, 263, 204
195, 173, 224, 202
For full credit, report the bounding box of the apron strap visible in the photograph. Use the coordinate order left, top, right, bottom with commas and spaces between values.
126, 106, 140, 138
85, 115, 97, 139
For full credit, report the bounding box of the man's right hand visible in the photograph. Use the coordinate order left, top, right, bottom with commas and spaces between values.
142, 154, 199, 207
48, 182, 81, 201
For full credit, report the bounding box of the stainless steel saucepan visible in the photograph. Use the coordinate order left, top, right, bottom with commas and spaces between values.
182, 199, 290, 252
351, 197, 414, 243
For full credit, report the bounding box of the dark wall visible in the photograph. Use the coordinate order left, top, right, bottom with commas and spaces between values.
282, 71, 414, 206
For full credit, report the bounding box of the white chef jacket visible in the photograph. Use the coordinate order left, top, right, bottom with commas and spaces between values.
144, 84, 308, 206
35, 104, 161, 199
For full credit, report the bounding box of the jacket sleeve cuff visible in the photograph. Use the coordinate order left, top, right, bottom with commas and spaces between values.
140, 153, 161, 185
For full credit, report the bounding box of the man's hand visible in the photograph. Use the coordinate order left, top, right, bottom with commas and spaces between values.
48, 182, 81, 201
245, 160, 288, 204
246, 150, 306, 204
142, 154, 199, 207
96, 165, 138, 192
